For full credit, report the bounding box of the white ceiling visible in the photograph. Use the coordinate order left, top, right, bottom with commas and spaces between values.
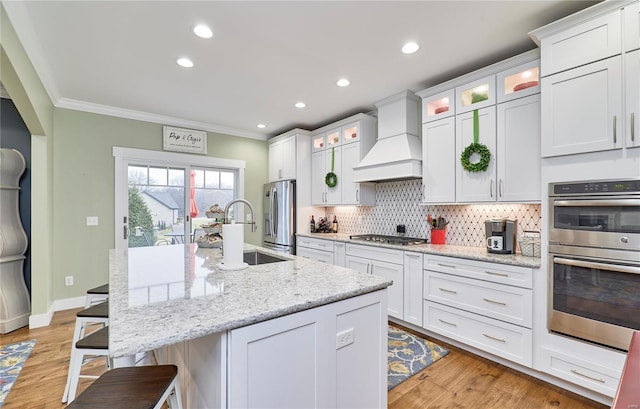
3, 1, 599, 140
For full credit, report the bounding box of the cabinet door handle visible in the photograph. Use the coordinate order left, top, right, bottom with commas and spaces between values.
437, 263, 456, 269
570, 369, 605, 384
483, 298, 507, 306
613, 115, 617, 144
485, 270, 509, 277
438, 318, 457, 327
356, 189, 359, 202
499, 179, 503, 198
439, 287, 457, 294
406, 254, 420, 259
482, 333, 506, 343
490, 180, 494, 198
123, 225, 129, 239
632, 112, 636, 142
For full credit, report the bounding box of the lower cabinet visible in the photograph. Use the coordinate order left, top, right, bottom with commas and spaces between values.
346, 243, 404, 319
403, 252, 423, 326
333, 241, 346, 267
160, 290, 388, 408
297, 236, 334, 264
422, 254, 534, 367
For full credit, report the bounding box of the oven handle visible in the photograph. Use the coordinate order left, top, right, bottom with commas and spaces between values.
553, 199, 640, 207
554, 257, 640, 275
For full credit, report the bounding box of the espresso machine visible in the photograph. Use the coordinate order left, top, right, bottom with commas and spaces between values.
485, 218, 517, 254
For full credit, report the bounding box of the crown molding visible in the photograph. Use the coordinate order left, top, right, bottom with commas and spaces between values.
56, 98, 269, 141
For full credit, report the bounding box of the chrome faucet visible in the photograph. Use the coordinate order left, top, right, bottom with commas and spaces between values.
224, 199, 257, 232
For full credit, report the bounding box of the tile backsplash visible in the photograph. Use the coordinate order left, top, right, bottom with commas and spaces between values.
323, 179, 541, 248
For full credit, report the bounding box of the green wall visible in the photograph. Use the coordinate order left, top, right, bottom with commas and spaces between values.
52, 108, 268, 300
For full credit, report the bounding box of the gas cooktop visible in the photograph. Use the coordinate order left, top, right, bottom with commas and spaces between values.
349, 234, 428, 246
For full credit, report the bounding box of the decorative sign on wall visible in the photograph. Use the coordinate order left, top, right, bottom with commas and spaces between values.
163, 126, 207, 154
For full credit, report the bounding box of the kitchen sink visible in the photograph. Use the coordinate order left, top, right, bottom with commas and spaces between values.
243, 251, 287, 265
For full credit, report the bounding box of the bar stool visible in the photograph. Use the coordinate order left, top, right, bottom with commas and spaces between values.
85, 283, 109, 308
63, 326, 111, 403
73, 301, 109, 344
65, 364, 183, 409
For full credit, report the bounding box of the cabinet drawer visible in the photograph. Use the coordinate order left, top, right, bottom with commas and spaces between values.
540, 10, 622, 76
423, 301, 532, 367
424, 254, 533, 289
539, 347, 621, 397
297, 236, 334, 252
424, 271, 532, 328
346, 243, 404, 264
297, 246, 333, 264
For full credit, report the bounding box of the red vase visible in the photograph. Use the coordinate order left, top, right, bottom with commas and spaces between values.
431, 229, 446, 245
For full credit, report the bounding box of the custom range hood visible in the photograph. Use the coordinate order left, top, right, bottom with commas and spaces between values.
352, 90, 422, 182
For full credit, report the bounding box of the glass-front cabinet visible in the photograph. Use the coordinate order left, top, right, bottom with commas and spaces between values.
312, 133, 325, 152
423, 90, 455, 123
342, 123, 360, 143
456, 75, 495, 114
497, 60, 540, 103
326, 128, 341, 149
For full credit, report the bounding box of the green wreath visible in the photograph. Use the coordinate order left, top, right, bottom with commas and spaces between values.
460, 109, 491, 173
460, 143, 491, 172
325, 172, 337, 188
325, 147, 338, 188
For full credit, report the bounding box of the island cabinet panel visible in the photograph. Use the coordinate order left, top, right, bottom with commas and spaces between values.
228, 289, 387, 408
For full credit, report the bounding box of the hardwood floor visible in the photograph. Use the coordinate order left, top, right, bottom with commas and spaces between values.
2, 309, 609, 409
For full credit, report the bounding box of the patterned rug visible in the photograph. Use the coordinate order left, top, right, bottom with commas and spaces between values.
0, 339, 36, 406
388, 326, 449, 390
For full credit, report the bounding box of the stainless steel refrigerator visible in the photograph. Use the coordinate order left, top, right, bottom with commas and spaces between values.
263, 180, 296, 254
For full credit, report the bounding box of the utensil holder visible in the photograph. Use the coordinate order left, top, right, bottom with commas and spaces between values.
431, 229, 446, 245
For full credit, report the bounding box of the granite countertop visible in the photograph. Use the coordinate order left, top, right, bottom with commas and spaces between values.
108, 243, 391, 358
297, 233, 541, 268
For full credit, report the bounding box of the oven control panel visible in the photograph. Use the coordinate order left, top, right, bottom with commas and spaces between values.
551, 179, 640, 195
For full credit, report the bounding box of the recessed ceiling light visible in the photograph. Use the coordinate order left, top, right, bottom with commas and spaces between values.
257, 124, 266, 129
337, 78, 350, 87
295, 102, 306, 108
402, 42, 420, 54
194, 24, 213, 39
177, 57, 194, 68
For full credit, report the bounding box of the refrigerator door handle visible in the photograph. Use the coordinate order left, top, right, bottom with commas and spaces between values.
272, 189, 278, 238
268, 187, 274, 238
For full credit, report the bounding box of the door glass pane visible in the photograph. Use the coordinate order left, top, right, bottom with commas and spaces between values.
128, 165, 185, 248
149, 167, 168, 185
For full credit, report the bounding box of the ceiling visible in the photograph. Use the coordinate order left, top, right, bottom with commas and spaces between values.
3, 1, 599, 140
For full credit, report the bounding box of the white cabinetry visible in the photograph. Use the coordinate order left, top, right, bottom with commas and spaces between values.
268, 133, 297, 181
333, 241, 346, 267
346, 244, 404, 319
311, 115, 376, 206
403, 252, 423, 326
296, 236, 334, 264
626, 49, 640, 149
540, 57, 623, 157
455, 106, 497, 202
422, 254, 534, 367
531, 1, 640, 158
418, 51, 541, 204
496, 94, 541, 202
421, 117, 456, 203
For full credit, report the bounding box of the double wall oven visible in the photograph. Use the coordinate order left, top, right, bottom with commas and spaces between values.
548, 179, 640, 351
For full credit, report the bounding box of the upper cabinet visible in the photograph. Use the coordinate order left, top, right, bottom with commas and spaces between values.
311, 114, 377, 206
530, 0, 639, 158
268, 134, 297, 181
626, 49, 640, 149
418, 50, 541, 204
455, 75, 495, 115
625, 1, 640, 52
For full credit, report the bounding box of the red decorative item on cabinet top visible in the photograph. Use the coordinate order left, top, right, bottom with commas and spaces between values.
513, 81, 539, 92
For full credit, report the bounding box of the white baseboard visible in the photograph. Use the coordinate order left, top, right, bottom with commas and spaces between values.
29, 296, 86, 329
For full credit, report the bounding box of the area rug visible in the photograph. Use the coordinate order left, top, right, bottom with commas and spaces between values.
388, 326, 448, 390
0, 339, 36, 406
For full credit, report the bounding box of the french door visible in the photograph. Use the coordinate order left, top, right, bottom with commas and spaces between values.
114, 147, 245, 250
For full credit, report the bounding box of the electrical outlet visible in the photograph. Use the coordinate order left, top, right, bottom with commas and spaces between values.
86, 216, 99, 226
65, 276, 74, 286
336, 328, 354, 349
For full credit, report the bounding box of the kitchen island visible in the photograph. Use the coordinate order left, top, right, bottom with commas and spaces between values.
108, 243, 391, 408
